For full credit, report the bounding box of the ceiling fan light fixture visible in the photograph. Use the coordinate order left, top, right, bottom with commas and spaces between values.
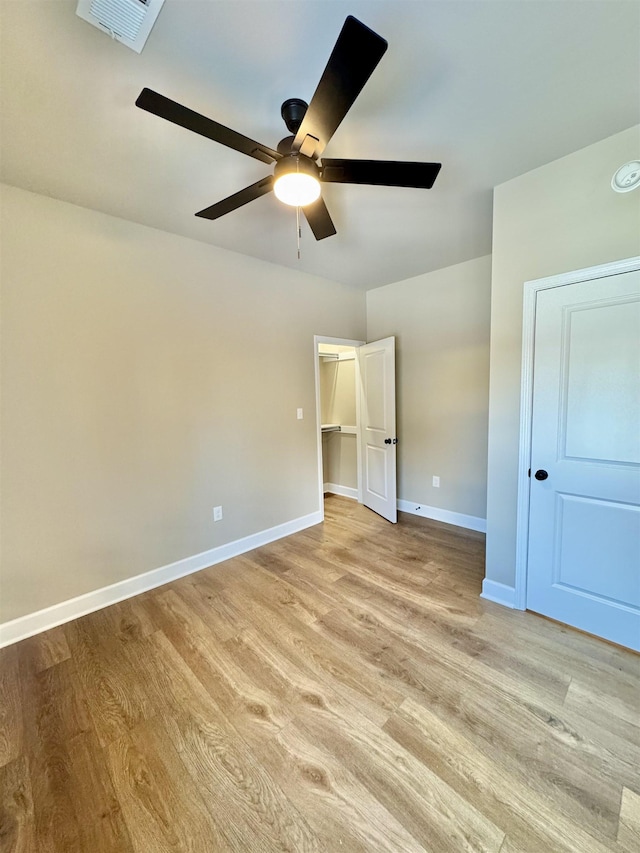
274, 174, 321, 207
273, 155, 321, 207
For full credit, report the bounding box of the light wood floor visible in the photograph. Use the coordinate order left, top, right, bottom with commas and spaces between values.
1, 496, 639, 852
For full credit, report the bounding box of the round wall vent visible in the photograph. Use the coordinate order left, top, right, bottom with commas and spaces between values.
611, 161, 640, 193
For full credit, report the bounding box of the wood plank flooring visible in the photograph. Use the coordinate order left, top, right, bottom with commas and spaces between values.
1, 495, 638, 851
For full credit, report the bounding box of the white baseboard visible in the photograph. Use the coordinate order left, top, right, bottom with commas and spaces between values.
397, 499, 486, 533
323, 483, 358, 500
0, 510, 323, 649
480, 579, 516, 609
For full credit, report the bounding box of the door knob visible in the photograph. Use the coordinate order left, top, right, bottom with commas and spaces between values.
384, 438, 392, 444
534, 469, 549, 481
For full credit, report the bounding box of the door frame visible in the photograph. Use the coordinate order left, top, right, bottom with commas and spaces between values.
514, 255, 640, 611
314, 335, 366, 521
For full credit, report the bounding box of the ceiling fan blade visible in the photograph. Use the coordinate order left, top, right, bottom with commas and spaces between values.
195, 177, 274, 220
303, 196, 337, 240
292, 17, 387, 161
321, 159, 442, 188
136, 88, 281, 165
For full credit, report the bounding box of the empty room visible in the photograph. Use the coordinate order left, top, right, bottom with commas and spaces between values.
1, 1, 639, 851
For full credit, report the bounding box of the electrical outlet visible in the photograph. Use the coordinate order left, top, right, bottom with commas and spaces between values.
297, 408, 303, 420
213, 505, 223, 522
432, 476, 440, 488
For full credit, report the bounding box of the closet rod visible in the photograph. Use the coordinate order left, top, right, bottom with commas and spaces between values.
318, 352, 356, 361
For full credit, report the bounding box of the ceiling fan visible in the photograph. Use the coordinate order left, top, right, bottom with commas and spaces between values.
135, 15, 441, 240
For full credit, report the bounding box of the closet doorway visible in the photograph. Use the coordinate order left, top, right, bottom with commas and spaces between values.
314, 335, 398, 523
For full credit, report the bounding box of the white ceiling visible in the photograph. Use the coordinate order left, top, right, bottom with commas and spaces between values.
1, 1, 638, 290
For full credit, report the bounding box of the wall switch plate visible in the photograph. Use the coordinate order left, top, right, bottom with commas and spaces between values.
297, 408, 303, 419
213, 506, 223, 522
432, 476, 440, 487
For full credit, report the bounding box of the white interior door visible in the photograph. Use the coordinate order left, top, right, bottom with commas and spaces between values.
357, 336, 397, 523
526, 270, 640, 650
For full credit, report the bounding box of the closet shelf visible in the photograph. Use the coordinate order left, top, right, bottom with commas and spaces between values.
321, 424, 357, 434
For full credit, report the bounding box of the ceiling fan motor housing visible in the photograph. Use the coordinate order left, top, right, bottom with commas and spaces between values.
277, 135, 296, 155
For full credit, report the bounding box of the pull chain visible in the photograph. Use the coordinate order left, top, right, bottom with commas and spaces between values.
296, 155, 303, 259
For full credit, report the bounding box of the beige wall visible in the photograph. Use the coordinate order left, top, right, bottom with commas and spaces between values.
320, 358, 357, 426
486, 125, 640, 588
322, 431, 358, 490
320, 357, 358, 490
0, 185, 365, 622
367, 256, 492, 520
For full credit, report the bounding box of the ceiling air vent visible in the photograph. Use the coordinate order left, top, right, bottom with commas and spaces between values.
76, 0, 165, 53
